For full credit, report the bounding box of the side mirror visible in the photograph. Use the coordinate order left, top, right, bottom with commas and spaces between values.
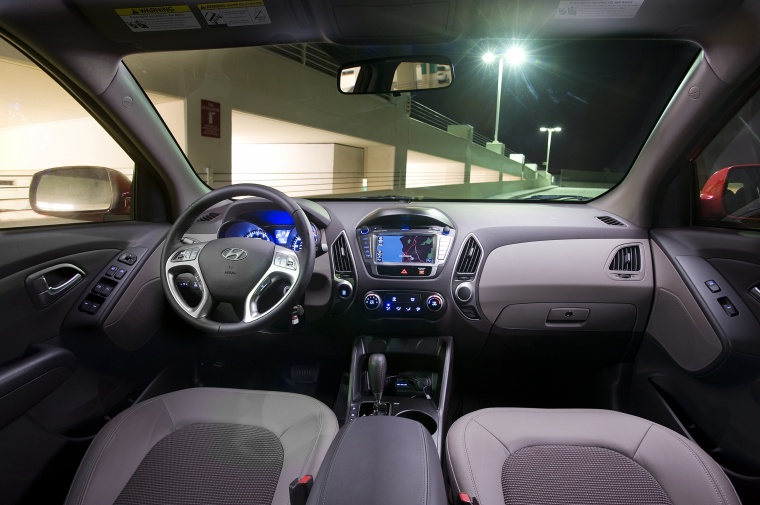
700, 164, 760, 223
29, 166, 132, 221
338, 56, 453, 94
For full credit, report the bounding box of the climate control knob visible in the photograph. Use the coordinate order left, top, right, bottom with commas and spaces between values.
454, 282, 473, 303
426, 294, 444, 312
364, 292, 381, 310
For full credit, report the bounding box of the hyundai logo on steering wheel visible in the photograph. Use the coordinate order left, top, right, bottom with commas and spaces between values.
221, 247, 248, 261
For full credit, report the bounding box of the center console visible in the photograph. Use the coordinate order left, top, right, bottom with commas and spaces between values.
345, 335, 453, 453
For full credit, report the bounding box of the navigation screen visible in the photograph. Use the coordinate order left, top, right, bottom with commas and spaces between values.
376, 235, 436, 264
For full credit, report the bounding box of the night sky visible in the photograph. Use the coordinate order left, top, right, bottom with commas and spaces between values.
410, 39, 699, 173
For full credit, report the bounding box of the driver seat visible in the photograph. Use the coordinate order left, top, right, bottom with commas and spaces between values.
64, 388, 338, 505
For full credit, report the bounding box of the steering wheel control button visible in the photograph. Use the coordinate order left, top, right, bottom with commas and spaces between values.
275, 252, 298, 270
705, 280, 721, 293
426, 295, 443, 311
172, 248, 200, 262
337, 282, 353, 299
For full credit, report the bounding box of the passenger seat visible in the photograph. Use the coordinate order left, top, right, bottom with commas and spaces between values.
446, 408, 740, 505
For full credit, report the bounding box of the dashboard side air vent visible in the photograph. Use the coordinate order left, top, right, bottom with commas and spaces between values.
332, 232, 354, 274
609, 245, 641, 271
606, 244, 644, 280
596, 215, 626, 227
197, 212, 220, 222
455, 235, 483, 277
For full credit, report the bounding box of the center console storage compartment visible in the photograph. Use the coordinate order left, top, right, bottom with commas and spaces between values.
305, 415, 447, 505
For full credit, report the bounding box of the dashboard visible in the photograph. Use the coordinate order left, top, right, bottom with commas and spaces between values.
182, 197, 655, 362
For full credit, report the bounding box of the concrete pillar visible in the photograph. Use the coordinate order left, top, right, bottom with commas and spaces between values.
186, 98, 231, 189
486, 141, 505, 155
393, 146, 408, 190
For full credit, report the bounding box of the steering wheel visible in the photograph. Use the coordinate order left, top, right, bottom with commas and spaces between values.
160, 184, 315, 336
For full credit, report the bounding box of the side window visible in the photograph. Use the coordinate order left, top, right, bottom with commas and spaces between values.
696, 92, 760, 230
0, 39, 134, 229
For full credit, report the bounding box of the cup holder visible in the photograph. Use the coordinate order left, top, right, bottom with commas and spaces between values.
395, 410, 437, 434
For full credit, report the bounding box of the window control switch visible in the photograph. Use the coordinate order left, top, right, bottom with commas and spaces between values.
705, 280, 721, 293
718, 296, 738, 317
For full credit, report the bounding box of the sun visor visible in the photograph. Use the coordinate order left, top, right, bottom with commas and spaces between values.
70, 0, 323, 51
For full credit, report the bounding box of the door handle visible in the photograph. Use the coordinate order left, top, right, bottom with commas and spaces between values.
25, 263, 85, 308
44, 272, 83, 295
751, 285, 760, 303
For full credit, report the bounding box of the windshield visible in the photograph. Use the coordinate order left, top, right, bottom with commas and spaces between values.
125, 39, 698, 201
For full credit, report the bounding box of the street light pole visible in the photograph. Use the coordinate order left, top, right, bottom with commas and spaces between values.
483, 46, 525, 145
493, 56, 504, 142
540, 127, 561, 184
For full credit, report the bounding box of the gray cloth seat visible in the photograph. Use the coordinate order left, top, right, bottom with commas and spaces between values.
446, 408, 741, 505
65, 388, 339, 505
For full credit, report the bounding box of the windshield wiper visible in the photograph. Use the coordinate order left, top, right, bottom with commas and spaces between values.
522, 194, 593, 201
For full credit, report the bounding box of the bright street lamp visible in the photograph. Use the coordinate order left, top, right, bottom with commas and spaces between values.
539, 127, 561, 183
482, 46, 526, 143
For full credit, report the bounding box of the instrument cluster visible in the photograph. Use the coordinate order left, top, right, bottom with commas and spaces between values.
219, 220, 319, 252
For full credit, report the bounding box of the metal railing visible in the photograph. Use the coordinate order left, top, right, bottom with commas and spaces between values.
266, 44, 523, 159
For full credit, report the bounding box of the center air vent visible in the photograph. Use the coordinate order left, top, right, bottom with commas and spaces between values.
452, 235, 483, 320
455, 235, 483, 277
606, 244, 644, 280
332, 232, 354, 275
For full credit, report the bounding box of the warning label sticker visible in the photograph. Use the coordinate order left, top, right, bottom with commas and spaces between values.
555, 0, 643, 19
198, 1, 271, 27
115, 5, 201, 32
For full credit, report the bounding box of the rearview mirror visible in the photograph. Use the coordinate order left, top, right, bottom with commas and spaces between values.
338, 56, 453, 94
700, 164, 760, 224
29, 166, 132, 221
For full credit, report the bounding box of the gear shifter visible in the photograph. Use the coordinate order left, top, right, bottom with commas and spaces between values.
368, 353, 388, 415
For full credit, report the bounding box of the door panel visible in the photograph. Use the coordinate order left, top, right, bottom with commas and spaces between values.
633, 227, 760, 502
0, 221, 171, 503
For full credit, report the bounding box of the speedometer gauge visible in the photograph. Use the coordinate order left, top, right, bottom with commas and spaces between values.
219, 220, 273, 241
286, 223, 318, 251
243, 227, 272, 241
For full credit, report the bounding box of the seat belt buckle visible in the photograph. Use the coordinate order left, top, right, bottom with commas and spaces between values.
458, 493, 480, 505
289, 475, 313, 505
